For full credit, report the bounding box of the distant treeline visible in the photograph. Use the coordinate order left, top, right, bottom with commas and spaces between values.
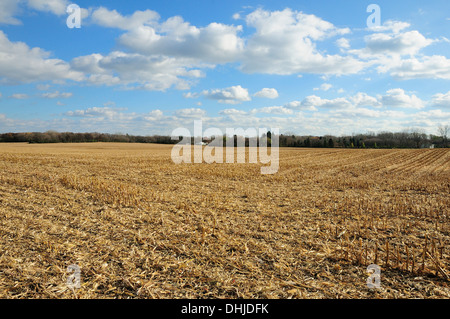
0, 129, 448, 149
277, 131, 448, 149
0, 132, 177, 145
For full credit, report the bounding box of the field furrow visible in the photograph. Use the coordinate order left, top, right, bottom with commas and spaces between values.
0, 144, 449, 299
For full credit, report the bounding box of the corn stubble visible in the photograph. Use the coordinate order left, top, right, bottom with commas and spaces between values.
0, 143, 449, 298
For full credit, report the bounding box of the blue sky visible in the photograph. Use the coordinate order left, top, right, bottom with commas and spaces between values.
0, 0, 449, 136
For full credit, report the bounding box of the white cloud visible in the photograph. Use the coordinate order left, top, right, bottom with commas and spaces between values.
28, 0, 91, 19
369, 20, 411, 34
10, 93, 29, 99
287, 90, 422, 112
314, 83, 333, 91
387, 55, 450, 80
174, 108, 207, 118
71, 51, 205, 91
241, 8, 363, 75
415, 109, 450, 120
364, 30, 434, 56
36, 84, 51, 91
92, 7, 366, 78
201, 85, 251, 104
143, 109, 164, 121
27, 0, 70, 16
254, 88, 279, 99
219, 108, 247, 116
66, 107, 127, 118
66, 106, 164, 124
378, 89, 425, 109
81, 7, 375, 82
2, 89, 450, 136
0, 0, 21, 25
349, 92, 380, 107
336, 38, 350, 49
41, 91, 73, 99
183, 92, 200, 99
300, 95, 353, 109
330, 107, 406, 119
90, 7, 246, 65
252, 106, 293, 115
431, 91, 450, 108
285, 100, 317, 111
347, 21, 449, 80
91, 7, 159, 30
0, 31, 83, 84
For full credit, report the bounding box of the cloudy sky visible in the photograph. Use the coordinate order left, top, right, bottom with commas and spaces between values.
0, 0, 449, 136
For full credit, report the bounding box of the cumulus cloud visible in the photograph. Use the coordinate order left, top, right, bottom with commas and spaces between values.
183, 92, 200, 99
364, 30, 434, 56
65, 106, 127, 119
415, 109, 450, 120
201, 85, 251, 104
36, 84, 51, 91
336, 38, 350, 49
219, 108, 247, 116
65, 107, 165, 125
3, 91, 450, 136
348, 20, 448, 80
10, 93, 29, 99
90, 7, 364, 77
431, 91, 450, 108
285, 100, 318, 111
121, 20, 244, 64
252, 106, 293, 115
241, 8, 363, 75
330, 107, 406, 120
71, 51, 205, 91
91, 7, 159, 30
349, 92, 380, 107
300, 95, 353, 109
41, 91, 73, 99
378, 89, 425, 109
174, 108, 207, 118
27, 0, 70, 16
387, 56, 450, 80
254, 88, 279, 99
0, 31, 83, 84
285, 90, 423, 112
89, 7, 245, 65
368, 20, 411, 34
0, 0, 21, 25
314, 83, 333, 91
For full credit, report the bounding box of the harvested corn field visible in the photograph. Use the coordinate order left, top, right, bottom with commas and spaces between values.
0, 143, 449, 299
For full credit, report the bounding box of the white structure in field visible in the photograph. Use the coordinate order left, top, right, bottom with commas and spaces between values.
171, 120, 279, 175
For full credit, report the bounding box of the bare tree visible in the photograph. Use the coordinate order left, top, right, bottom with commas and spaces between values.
438, 124, 449, 147
438, 124, 449, 139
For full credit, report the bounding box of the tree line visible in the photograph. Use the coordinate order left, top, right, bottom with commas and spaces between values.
0, 126, 448, 148
277, 130, 448, 149
0, 131, 177, 145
